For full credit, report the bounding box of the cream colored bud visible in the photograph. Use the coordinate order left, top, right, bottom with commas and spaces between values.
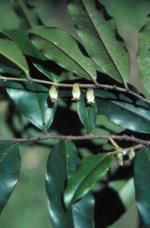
49, 85, 58, 102
128, 148, 135, 160
116, 153, 123, 166
72, 83, 81, 101
86, 88, 95, 104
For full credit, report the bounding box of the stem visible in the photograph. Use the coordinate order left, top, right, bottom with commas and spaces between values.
0, 75, 150, 104
0, 134, 149, 147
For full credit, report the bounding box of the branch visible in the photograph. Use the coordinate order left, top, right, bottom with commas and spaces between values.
0, 75, 150, 104
0, 134, 149, 148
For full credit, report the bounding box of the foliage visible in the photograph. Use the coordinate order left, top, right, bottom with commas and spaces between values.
0, 0, 150, 227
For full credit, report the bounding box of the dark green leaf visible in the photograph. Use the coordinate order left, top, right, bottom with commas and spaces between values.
6, 81, 56, 131
30, 26, 97, 81
97, 98, 150, 134
46, 141, 95, 228
33, 63, 59, 81
64, 153, 112, 208
0, 64, 21, 76
0, 38, 29, 77
0, 143, 21, 213
4, 29, 45, 59
134, 147, 150, 228
77, 94, 97, 132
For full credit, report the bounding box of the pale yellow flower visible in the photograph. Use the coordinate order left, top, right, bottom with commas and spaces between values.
72, 83, 81, 101
49, 85, 58, 102
86, 88, 95, 104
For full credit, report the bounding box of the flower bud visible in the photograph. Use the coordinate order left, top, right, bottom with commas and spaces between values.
116, 153, 123, 166
86, 88, 95, 104
128, 148, 135, 160
49, 85, 58, 102
72, 83, 81, 101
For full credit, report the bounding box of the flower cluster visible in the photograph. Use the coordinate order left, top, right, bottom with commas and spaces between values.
49, 83, 95, 104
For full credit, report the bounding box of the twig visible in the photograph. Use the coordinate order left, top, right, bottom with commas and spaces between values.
0, 75, 150, 104
0, 134, 149, 148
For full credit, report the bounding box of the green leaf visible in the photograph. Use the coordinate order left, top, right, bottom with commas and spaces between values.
16, 0, 38, 27
79, 0, 129, 86
0, 38, 29, 77
64, 153, 112, 208
100, 0, 150, 93
6, 81, 57, 131
68, 3, 121, 82
33, 63, 59, 82
46, 141, 95, 228
4, 29, 45, 59
134, 147, 150, 228
138, 20, 150, 97
96, 98, 150, 134
0, 143, 21, 213
0, 0, 20, 31
30, 26, 97, 81
77, 94, 97, 132
29, 0, 75, 34
0, 64, 21, 76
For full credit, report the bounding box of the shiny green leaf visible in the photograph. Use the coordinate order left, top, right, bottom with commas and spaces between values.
97, 98, 150, 133
134, 147, 150, 228
0, 143, 21, 213
6, 81, 56, 131
0, 38, 29, 77
0, 64, 21, 76
77, 94, 97, 132
46, 141, 95, 228
30, 26, 97, 81
64, 153, 112, 208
